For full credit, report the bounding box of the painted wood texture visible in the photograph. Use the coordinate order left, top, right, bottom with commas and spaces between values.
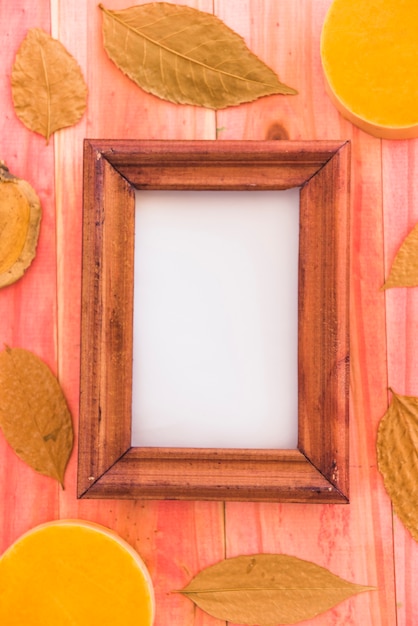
0, 1, 414, 624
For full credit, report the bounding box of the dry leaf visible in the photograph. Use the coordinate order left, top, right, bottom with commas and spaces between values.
179, 554, 373, 625
0, 347, 73, 487
99, 2, 297, 109
11, 28, 87, 143
377, 389, 418, 542
382, 222, 418, 289
0, 163, 41, 288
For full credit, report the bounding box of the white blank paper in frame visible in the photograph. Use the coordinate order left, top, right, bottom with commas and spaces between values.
131, 189, 299, 449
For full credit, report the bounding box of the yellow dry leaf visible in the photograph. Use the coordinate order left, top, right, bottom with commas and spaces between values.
0, 163, 41, 288
11, 28, 87, 143
99, 3, 297, 109
0, 347, 73, 488
179, 554, 373, 624
377, 389, 418, 542
382, 222, 418, 289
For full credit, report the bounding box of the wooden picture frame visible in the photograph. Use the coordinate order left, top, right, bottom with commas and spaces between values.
78, 139, 350, 503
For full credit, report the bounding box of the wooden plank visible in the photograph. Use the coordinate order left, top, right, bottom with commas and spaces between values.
216, 1, 397, 625
0, 1, 60, 553
52, 2, 224, 626
382, 138, 418, 626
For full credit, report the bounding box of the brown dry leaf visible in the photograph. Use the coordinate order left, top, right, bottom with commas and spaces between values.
99, 2, 297, 109
377, 389, 418, 542
11, 28, 87, 143
382, 222, 418, 289
179, 554, 373, 625
0, 347, 73, 487
0, 163, 41, 288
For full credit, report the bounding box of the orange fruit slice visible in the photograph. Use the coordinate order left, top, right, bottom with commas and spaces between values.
321, 0, 418, 139
0, 520, 154, 625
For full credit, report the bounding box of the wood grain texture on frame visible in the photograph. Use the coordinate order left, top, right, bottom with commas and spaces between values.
78, 139, 350, 503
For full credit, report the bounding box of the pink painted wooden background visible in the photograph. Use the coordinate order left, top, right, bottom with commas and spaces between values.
1, 1, 417, 624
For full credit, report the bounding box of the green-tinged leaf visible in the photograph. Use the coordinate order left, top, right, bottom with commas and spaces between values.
11, 28, 87, 143
0, 347, 73, 487
382, 222, 418, 289
377, 389, 418, 542
0, 163, 41, 288
99, 2, 297, 109
179, 554, 373, 625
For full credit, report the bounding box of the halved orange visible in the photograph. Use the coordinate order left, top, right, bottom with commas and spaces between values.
321, 0, 418, 139
0, 520, 154, 625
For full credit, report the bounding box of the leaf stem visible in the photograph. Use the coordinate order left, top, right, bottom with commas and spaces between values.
35, 30, 52, 144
